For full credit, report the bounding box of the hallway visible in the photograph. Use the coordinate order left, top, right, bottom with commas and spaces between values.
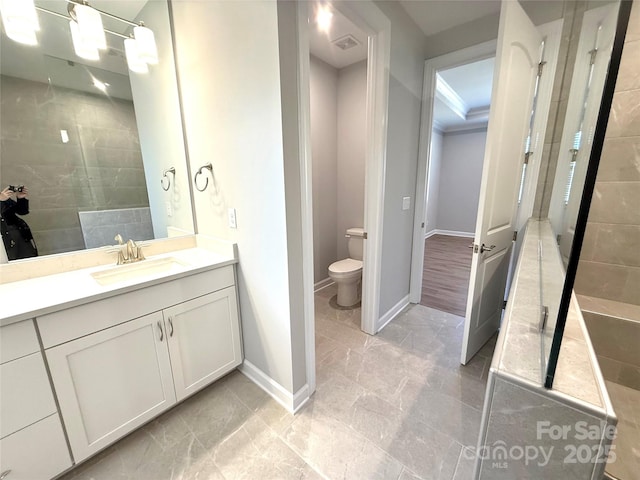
420, 235, 474, 317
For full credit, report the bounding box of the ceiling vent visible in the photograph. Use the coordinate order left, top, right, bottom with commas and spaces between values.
332, 34, 360, 51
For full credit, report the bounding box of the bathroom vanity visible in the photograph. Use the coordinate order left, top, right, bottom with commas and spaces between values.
0, 238, 242, 479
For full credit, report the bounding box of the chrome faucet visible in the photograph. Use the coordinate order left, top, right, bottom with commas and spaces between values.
112, 234, 145, 265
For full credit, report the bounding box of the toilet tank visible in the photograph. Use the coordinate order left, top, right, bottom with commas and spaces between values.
347, 228, 365, 260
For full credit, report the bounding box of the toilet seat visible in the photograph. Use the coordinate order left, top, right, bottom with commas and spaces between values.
329, 258, 362, 278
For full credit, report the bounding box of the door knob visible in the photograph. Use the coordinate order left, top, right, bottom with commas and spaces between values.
480, 244, 496, 253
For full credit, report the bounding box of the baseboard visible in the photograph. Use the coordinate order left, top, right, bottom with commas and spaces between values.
377, 294, 410, 332
238, 359, 310, 413
314, 277, 334, 292
425, 229, 474, 239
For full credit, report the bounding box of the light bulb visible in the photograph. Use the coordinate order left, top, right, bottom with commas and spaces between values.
74, 3, 106, 50
125, 37, 148, 74
316, 5, 333, 33
133, 24, 158, 65
0, 0, 39, 45
70, 20, 99, 61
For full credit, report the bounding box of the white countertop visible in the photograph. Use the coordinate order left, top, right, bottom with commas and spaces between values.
0, 247, 236, 327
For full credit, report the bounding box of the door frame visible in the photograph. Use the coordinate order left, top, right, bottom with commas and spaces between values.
295, 1, 391, 393
409, 40, 496, 304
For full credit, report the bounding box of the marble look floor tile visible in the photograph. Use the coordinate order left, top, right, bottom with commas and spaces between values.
282, 401, 404, 480
452, 448, 477, 480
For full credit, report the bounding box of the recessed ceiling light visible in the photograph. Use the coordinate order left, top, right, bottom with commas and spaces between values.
316, 5, 333, 33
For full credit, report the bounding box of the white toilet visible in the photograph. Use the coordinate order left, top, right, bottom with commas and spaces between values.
328, 227, 364, 307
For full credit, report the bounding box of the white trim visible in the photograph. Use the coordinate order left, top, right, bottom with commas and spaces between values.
293, 0, 317, 400
435, 74, 468, 120
409, 40, 497, 305
314, 277, 334, 292
425, 229, 475, 239
238, 360, 310, 414
377, 294, 410, 331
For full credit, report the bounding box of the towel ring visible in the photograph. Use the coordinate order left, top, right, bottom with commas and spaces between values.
194, 163, 213, 192
161, 167, 176, 191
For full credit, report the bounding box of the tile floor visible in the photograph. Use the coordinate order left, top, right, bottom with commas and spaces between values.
61, 284, 496, 480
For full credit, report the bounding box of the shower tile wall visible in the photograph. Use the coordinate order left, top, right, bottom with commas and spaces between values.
0, 75, 149, 256
575, 3, 640, 306
78, 207, 154, 249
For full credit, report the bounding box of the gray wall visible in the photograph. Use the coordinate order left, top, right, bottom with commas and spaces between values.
374, 0, 427, 316
575, 2, 640, 307
310, 56, 367, 282
425, 129, 442, 236
310, 56, 338, 284
336, 60, 367, 261
435, 129, 487, 234
0, 75, 148, 257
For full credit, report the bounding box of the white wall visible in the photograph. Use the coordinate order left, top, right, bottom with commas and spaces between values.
435, 129, 487, 234
309, 56, 338, 284
425, 129, 443, 235
336, 60, 367, 260
129, 1, 194, 239
170, 1, 300, 395
372, 1, 427, 316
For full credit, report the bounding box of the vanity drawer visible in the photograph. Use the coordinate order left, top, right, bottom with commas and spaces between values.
0, 320, 39, 364
38, 266, 235, 348
0, 352, 57, 439
0, 414, 72, 480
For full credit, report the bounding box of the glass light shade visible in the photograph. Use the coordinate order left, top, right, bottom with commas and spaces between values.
70, 20, 99, 61
124, 37, 148, 74
0, 0, 39, 45
133, 25, 158, 65
74, 3, 106, 50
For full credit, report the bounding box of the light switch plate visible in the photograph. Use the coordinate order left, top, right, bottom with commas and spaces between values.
402, 196, 411, 210
228, 208, 237, 229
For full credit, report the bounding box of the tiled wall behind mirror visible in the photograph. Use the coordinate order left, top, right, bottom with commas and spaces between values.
0, 0, 194, 259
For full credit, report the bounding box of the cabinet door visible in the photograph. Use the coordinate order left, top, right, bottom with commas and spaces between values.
0, 414, 72, 480
164, 287, 242, 401
46, 312, 176, 462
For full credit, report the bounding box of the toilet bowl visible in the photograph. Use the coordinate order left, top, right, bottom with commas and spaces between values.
328, 228, 364, 307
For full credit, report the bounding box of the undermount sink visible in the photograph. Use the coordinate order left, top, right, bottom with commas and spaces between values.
91, 257, 189, 286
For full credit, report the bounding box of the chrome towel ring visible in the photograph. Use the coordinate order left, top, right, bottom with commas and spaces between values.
161, 167, 176, 191
194, 163, 213, 192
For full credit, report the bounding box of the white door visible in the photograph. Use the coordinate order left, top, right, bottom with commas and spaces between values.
165, 288, 243, 401
46, 312, 176, 462
461, 1, 543, 364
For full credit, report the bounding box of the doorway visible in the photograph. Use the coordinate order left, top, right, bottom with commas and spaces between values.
419, 57, 495, 318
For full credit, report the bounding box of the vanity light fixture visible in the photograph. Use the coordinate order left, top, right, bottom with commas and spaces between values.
0, 0, 39, 46
124, 36, 149, 74
69, 19, 99, 61
0, 0, 158, 73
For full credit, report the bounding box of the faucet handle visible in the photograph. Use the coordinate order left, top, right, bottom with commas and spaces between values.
114, 234, 124, 245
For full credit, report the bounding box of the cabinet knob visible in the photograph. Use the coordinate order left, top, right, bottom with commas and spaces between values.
1, 470, 12, 479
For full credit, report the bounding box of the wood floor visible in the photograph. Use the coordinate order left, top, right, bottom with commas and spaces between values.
420, 234, 473, 317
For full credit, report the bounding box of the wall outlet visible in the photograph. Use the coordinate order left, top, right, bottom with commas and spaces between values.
402, 196, 411, 210
165, 201, 172, 217
228, 208, 237, 229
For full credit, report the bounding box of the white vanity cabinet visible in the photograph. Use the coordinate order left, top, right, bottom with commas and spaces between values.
164, 287, 241, 401
0, 320, 72, 480
39, 266, 242, 465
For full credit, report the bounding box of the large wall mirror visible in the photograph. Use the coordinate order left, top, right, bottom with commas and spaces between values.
0, 0, 194, 261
